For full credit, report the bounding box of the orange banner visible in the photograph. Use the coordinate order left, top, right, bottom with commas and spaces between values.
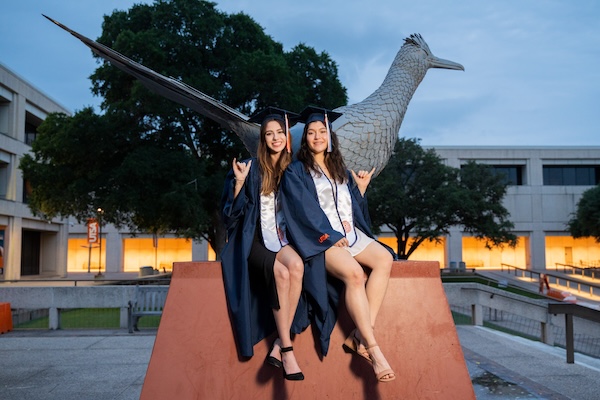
87, 218, 99, 244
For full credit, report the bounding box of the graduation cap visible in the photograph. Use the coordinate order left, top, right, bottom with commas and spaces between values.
248, 107, 299, 153
297, 106, 343, 152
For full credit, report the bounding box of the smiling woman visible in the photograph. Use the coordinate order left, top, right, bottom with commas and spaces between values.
219, 106, 307, 381
280, 106, 397, 382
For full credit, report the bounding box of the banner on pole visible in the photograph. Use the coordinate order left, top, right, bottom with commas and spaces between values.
87, 219, 99, 244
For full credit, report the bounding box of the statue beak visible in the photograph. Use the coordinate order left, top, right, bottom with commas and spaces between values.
429, 56, 465, 71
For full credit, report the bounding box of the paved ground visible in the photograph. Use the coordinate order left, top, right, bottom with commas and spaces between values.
0, 329, 154, 400
461, 326, 600, 399
0, 325, 599, 399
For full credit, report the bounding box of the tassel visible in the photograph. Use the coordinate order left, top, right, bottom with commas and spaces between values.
325, 112, 332, 153
285, 113, 291, 153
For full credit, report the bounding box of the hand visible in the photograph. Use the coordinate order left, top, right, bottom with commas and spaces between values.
351, 167, 375, 195
232, 158, 252, 183
334, 238, 349, 247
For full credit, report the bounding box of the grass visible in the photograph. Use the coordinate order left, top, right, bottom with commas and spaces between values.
451, 311, 472, 325
14, 308, 161, 329
441, 274, 546, 299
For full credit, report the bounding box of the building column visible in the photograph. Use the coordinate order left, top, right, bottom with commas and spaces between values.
530, 229, 546, 271
56, 220, 69, 277
105, 227, 122, 273
192, 238, 209, 261
5, 216, 22, 280
446, 227, 463, 269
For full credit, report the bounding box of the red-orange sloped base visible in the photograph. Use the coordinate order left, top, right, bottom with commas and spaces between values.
141, 261, 475, 400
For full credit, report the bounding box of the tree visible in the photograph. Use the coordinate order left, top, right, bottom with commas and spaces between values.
368, 138, 516, 259
456, 161, 517, 248
568, 185, 600, 241
19, 0, 347, 257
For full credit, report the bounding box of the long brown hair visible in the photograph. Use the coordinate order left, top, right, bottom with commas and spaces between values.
296, 121, 347, 183
258, 119, 292, 194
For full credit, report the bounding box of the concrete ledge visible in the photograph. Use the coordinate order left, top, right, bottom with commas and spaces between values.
0, 286, 137, 308
141, 261, 475, 399
0, 285, 165, 329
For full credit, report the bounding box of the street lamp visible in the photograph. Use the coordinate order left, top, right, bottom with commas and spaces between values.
96, 208, 104, 278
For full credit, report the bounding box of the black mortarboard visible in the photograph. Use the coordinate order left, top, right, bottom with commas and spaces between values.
248, 106, 299, 127
297, 106, 343, 152
297, 106, 343, 126
248, 106, 299, 152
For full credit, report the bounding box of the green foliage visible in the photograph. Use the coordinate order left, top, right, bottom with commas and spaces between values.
457, 161, 517, 247
568, 185, 600, 241
368, 138, 457, 258
20, 109, 207, 237
14, 308, 160, 329
368, 138, 516, 259
19, 0, 347, 255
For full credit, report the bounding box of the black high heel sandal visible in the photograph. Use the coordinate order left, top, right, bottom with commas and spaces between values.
280, 346, 304, 381
265, 339, 282, 368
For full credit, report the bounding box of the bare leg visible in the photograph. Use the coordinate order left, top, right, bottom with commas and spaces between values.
325, 247, 394, 380
276, 246, 304, 329
354, 241, 393, 328
270, 246, 304, 375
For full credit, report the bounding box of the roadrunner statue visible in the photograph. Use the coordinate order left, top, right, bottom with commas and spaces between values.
44, 15, 463, 173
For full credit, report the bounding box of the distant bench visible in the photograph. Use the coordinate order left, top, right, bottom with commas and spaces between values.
128, 286, 169, 333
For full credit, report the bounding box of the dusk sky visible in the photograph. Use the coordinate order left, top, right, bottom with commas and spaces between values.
2, 0, 599, 146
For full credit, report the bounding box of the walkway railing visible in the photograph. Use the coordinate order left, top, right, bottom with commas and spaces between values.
548, 302, 600, 363
550, 263, 600, 280
499, 263, 600, 299
445, 282, 600, 361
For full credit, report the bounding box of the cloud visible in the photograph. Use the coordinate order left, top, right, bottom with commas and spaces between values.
1, 0, 599, 146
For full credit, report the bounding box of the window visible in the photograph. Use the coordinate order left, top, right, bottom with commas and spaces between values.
25, 112, 42, 146
543, 166, 600, 186
0, 99, 9, 136
25, 121, 39, 146
490, 165, 524, 186
0, 161, 8, 200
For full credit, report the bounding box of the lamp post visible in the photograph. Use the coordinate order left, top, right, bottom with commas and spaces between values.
95, 208, 104, 278
81, 243, 98, 273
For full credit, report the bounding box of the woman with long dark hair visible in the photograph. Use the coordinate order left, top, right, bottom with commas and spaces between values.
280, 106, 395, 382
221, 107, 304, 381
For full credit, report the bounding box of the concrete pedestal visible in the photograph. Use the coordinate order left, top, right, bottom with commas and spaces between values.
141, 261, 475, 399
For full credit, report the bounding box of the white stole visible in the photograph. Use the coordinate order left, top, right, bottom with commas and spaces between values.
260, 192, 288, 252
311, 170, 357, 246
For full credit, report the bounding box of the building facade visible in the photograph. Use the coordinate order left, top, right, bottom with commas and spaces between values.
0, 63, 71, 280
66, 147, 600, 274
414, 146, 600, 271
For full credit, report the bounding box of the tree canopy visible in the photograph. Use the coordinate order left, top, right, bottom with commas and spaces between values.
368, 138, 517, 259
19, 0, 347, 256
568, 185, 600, 242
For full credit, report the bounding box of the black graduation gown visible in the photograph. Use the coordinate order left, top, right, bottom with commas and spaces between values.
220, 159, 275, 358
279, 160, 376, 355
